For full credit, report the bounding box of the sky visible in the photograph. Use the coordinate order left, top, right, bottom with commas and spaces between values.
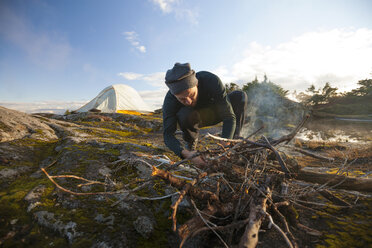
0, 0, 371, 114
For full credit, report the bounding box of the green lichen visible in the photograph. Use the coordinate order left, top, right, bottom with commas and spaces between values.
34, 129, 44, 135
71, 238, 92, 248
9, 138, 59, 166
33, 116, 50, 122
0, 176, 58, 246
101, 128, 136, 137
315, 196, 372, 248
136, 199, 172, 248
0, 122, 11, 132
0, 135, 64, 245
1, 224, 68, 248
76, 127, 136, 139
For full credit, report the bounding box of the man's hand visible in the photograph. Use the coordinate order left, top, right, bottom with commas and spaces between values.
181, 149, 206, 166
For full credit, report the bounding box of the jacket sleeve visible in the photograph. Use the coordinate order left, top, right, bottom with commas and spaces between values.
212, 80, 236, 139
162, 92, 183, 157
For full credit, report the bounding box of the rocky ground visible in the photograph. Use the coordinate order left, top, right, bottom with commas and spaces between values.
0, 106, 371, 248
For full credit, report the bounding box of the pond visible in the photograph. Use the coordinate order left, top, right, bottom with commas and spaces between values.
297, 117, 372, 143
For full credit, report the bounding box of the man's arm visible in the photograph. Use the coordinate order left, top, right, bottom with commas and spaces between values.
163, 93, 206, 165
209, 76, 236, 139
218, 95, 236, 139
162, 92, 183, 157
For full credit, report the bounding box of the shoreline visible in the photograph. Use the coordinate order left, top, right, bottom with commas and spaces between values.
335, 117, 372, 122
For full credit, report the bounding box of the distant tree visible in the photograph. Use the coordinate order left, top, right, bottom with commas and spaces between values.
271, 82, 289, 97
297, 78, 371, 115
242, 76, 259, 92
321, 82, 338, 99
263, 74, 268, 83
307, 82, 338, 105
306, 84, 317, 94
225, 82, 240, 93
348, 79, 372, 96
295, 91, 312, 103
242, 75, 288, 97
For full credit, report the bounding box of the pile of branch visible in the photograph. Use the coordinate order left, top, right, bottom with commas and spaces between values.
40, 114, 372, 247
151, 115, 372, 248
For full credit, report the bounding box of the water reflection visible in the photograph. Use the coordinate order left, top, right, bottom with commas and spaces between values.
297, 118, 372, 143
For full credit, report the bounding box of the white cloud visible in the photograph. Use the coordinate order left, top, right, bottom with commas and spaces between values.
212, 66, 236, 84
117, 71, 167, 108
150, 0, 198, 25
0, 6, 71, 69
217, 28, 372, 93
119, 28, 372, 110
123, 31, 146, 53
174, 8, 198, 25
138, 46, 146, 53
118, 71, 165, 88
151, 0, 176, 13
142, 72, 166, 87
139, 89, 168, 109
118, 72, 143, 80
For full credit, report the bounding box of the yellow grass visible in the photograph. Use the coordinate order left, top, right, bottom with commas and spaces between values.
325, 167, 366, 177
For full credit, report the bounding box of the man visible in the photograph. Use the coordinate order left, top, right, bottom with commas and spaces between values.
162, 62, 248, 165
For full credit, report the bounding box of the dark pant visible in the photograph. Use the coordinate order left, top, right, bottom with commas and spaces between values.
176, 90, 248, 144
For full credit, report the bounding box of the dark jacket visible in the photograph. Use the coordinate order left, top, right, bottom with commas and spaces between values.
162, 71, 236, 157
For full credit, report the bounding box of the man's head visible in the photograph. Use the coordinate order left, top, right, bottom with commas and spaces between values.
165, 63, 198, 106
174, 86, 198, 107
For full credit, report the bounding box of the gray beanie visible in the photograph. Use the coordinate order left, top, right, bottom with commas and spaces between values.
165, 63, 198, 95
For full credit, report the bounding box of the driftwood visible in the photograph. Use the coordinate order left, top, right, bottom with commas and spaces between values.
239, 182, 272, 248
285, 145, 335, 162
295, 170, 372, 192
152, 166, 233, 246
318, 190, 351, 207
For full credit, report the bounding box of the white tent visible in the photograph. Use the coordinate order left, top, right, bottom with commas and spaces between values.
75, 84, 153, 113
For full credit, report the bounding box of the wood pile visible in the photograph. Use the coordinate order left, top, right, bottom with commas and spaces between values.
151, 115, 372, 248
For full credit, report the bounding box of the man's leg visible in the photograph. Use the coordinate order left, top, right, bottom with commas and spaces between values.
228, 90, 248, 138
176, 106, 200, 150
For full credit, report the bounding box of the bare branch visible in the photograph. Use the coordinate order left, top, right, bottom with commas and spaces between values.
263, 211, 294, 248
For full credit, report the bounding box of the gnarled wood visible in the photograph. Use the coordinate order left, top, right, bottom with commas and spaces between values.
239, 186, 272, 248
295, 170, 372, 192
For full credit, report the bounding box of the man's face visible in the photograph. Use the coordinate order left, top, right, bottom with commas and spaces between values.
174, 86, 198, 107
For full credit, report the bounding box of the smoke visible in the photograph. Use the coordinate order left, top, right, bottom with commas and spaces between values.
240, 83, 305, 139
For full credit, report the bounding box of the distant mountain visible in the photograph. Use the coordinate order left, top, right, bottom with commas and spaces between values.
0, 101, 87, 115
